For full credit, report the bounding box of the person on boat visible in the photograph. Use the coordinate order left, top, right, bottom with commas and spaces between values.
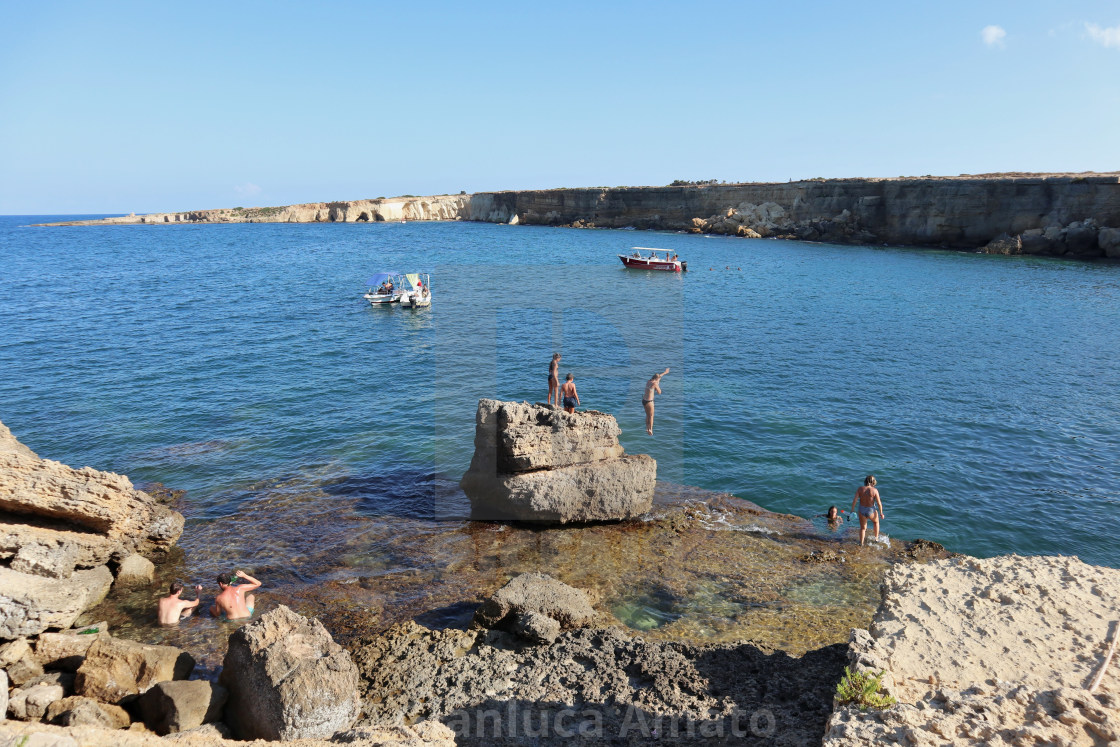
561, 373, 579, 414
548, 353, 561, 406
385, 279, 394, 294
376, 281, 389, 295
643, 368, 669, 435
157, 580, 203, 625
210, 570, 261, 620
851, 476, 886, 546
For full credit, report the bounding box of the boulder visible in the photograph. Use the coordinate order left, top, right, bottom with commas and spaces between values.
460, 400, 656, 523
0, 519, 119, 572
45, 696, 130, 730
10, 541, 79, 579
75, 637, 195, 704
981, 232, 1022, 255
7, 681, 65, 721
1063, 219, 1100, 255
220, 605, 359, 741
1019, 228, 1054, 255
113, 555, 154, 587
473, 573, 597, 638
35, 629, 108, 672
1100, 226, 1120, 258
0, 566, 112, 640
0, 420, 184, 557
6, 649, 44, 686
136, 680, 227, 735
0, 637, 33, 669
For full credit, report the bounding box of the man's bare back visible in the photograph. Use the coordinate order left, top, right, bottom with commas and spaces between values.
158, 582, 202, 625
210, 570, 260, 619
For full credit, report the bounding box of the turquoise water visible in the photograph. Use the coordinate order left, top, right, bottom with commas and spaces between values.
1, 216, 1118, 568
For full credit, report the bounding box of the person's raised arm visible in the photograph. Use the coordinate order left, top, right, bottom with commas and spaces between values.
186, 585, 202, 610
235, 570, 261, 592
661, 367, 670, 378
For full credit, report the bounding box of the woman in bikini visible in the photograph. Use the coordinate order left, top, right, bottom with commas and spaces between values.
643, 368, 670, 435
548, 353, 561, 406
851, 476, 886, 546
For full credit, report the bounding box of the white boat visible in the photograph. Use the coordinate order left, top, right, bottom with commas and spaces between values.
618, 247, 687, 272
398, 273, 431, 308
363, 271, 403, 305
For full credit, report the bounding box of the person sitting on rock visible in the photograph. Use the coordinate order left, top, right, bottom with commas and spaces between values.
210, 570, 261, 620
158, 580, 203, 625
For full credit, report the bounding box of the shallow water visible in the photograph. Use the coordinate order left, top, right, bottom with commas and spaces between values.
1, 215, 1118, 657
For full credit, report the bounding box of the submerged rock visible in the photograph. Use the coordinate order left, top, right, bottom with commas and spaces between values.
220, 605, 360, 741
460, 399, 655, 523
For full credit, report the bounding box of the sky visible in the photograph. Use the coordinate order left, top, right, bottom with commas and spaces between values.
1, 1, 1119, 214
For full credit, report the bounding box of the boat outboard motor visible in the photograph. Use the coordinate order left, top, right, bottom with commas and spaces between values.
681, 261, 688, 272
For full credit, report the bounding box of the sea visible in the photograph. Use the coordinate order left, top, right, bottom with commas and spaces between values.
1, 214, 1117, 583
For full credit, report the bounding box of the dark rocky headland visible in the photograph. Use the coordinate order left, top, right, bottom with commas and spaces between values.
41, 172, 1120, 259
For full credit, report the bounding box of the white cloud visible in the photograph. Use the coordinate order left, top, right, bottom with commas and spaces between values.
1085, 22, 1120, 48
234, 182, 262, 198
981, 25, 1007, 48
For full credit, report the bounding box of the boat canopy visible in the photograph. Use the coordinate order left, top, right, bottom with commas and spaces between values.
366, 272, 402, 286
631, 247, 674, 257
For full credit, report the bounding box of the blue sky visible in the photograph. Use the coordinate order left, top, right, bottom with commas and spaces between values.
1, 1, 1118, 214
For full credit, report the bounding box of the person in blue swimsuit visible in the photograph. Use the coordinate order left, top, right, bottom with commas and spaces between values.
851, 476, 886, 546
210, 570, 260, 620
560, 373, 580, 414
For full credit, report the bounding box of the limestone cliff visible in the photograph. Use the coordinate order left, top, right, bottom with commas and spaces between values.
41, 173, 1120, 258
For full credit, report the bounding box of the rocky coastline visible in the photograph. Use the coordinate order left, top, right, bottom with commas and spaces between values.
39, 173, 1120, 259
3, 414, 1118, 745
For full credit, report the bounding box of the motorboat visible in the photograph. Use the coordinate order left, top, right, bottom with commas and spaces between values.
398, 273, 431, 308
364, 271, 403, 305
618, 247, 687, 272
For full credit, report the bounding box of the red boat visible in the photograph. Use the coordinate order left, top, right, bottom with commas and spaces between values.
618, 247, 687, 272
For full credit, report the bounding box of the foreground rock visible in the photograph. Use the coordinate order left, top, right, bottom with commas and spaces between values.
352, 619, 846, 745
823, 554, 1120, 745
137, 680, 228, 735
0, 419, 185, 639
75, 636, 195, 703
0, 565, 112, 639
0, 719, 456, 746
220, 605, 360, 741
460, 399, 655, 523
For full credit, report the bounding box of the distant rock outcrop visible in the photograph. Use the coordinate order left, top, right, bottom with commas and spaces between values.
42, 174, 1120, 258
460, 399, 655, 523
0, 420, 184, 639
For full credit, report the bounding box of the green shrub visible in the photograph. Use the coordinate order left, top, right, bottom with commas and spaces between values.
835, 667, 897, 710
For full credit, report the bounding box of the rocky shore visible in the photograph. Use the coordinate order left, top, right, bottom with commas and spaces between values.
4, 416, 1118, 745
39, 173, 1120, 258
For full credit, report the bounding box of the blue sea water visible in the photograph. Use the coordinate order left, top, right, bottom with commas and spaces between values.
1, 215, 1118, 568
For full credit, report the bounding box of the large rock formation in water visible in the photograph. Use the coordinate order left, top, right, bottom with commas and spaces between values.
44, 173, 1120, 258
0, 420, 184, 638
460, 399, 655, 523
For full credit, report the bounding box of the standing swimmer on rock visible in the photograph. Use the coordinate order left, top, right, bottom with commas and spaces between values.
643, 368, 670, 435
548, 353, 561, 406
560, 373, 580, 414
851, 476, 886, 546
